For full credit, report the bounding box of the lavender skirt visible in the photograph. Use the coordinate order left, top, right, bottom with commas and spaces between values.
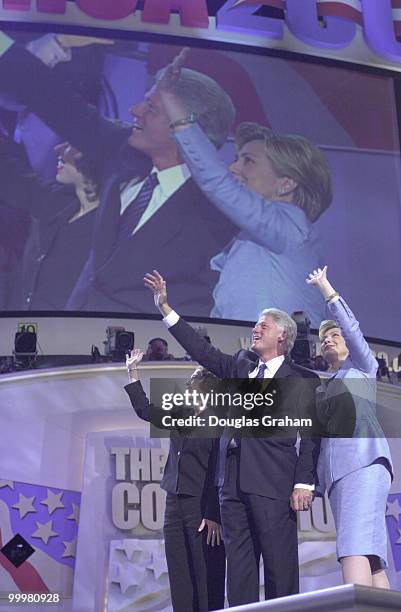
328, 459, 392, 566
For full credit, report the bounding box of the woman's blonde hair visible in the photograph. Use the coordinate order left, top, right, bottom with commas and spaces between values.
236, 122, 333, 222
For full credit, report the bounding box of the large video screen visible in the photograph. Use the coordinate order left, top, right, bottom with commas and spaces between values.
0, 30, 400, 341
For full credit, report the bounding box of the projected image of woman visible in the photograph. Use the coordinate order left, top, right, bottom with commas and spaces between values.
0, 138, 100, 309
307, 265, 393, 588
157, 50, 332, 328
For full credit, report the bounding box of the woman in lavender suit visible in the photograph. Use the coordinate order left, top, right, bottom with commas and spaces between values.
307, 266, 393, 588
156, 51, 332, 328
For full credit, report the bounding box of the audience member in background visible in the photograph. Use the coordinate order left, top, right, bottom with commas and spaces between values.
312, 354, 329, 372
157, 49, 332, 328
376, 356, 392, 383
307, 266, 393, 588
125, 351, 225, 611
0, 137, 100, 309
142, 337, 175, 361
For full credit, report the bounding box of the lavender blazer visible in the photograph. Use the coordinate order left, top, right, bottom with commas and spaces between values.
316, 297, 393, 494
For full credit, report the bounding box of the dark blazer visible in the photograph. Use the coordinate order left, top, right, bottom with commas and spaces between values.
0, 137, 96, 309
168, 318, 321, 501
125, 380, 221, 522
0, 44, 235, 315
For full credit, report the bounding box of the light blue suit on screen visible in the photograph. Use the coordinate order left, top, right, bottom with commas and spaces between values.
174, 124, 325, 328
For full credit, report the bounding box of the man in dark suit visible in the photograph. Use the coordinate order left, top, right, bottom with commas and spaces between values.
125, 350, 225, 612
144, 270, 321, 605
0, 33, 235, 314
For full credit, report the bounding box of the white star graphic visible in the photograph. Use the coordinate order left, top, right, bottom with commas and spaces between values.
0, 480, 14, 489
40, 490, 64, 515
146, 550, 168, 580
32, 520, 57, 544
113, 561, 141, 594
67, 503, 80, 523
386, 498, 401, 523
115, 539, 144, 561
62, 538, 77, 558
12, 494, 36, 519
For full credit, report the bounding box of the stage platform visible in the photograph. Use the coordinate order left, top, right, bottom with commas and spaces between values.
218, 584, 401, 611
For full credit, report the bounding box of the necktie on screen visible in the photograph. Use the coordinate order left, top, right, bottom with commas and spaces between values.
255, 363, 267, 378
118, 172, 159, 242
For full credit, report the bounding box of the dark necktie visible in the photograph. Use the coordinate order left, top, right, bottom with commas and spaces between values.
118, 172, 159, 242
230, 363, 268, 448
255, 363, 267, 378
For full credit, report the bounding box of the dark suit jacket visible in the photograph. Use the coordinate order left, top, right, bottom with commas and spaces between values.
0, 137, 96, 309
0, 44, 235, 315
168, 318, 321, 501
125, 380, 221, 522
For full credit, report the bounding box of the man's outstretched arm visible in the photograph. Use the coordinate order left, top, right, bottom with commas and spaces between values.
144, 270, 235, 379
0, 32, 127, 163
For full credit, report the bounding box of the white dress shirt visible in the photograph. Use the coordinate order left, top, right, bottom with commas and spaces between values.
163, 310, 314, 491
249, 355, 284, 378
120, 163, 191, 235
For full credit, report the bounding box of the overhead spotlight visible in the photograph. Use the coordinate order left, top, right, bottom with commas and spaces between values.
104, 326, 135, 362
291, 311, 313, 368
14, 331, 37, 369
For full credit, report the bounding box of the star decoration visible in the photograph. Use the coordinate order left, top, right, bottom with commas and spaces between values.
0, 480, 14, 489
113, 561, 141, 594
12, 494, 36, 519
62, 538, 77, 558
386, 498, 401, 523
115, 539, 144, 561
146, 550, 168, 580
32, 520, 57, 544
67, 503, 80, 523
40, 490, 64, 515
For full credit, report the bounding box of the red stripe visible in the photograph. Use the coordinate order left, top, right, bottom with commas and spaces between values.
395, 21, 401, 39
391, 0, 401, 9
0, 530, 49, 593
317, 2, 363, 26
0, 553, 49, 593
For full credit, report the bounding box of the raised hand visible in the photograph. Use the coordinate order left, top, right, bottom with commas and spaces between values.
144, 270, 171, 315
156, 47, 190, 91
155, 49, 193, 124
306, 266, 328, 286
126, 348, 144, 371
306, 265, 338, 301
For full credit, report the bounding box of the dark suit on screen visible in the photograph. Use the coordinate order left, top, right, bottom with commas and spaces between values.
166, 317, 321, 604
125, 380, 225, 612
0, 44, 234, 315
